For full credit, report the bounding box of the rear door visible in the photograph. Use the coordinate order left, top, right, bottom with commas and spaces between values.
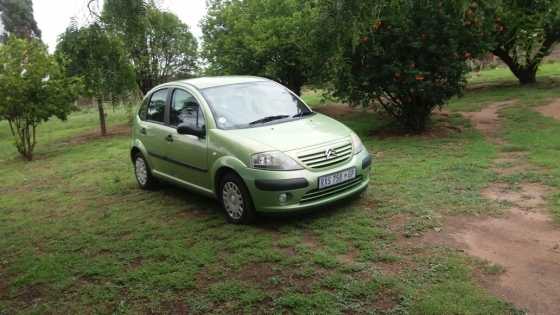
163, 88, 210, 189
137, 88, 170, 172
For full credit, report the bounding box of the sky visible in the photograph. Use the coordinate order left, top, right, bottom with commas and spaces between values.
32, 0, 208, 52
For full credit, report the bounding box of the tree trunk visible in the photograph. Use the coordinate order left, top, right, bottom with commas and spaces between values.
286, 77, 304, 97
138, 76, 154, 96
492, 49, 538, 85
516, 67, 537, 85
97, 98, 107, 136
290, 83, 303, 97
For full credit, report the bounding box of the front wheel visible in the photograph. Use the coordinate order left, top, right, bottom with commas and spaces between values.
219, 173, 256, 224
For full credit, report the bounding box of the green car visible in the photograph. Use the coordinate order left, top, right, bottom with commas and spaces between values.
131, 76, 371, 223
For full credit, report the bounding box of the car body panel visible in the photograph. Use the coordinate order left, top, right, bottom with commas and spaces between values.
136, 120, 172, 172
162, 125, 210, 189
219, 113, 351, 152
131, 76, 371, 214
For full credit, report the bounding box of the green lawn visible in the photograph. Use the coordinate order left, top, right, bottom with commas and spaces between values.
467, 61, 560, 85
3, 72, 559, 313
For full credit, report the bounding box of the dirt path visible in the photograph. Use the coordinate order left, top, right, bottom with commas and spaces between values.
428, 101, 560, 315
536, 99, 560, 121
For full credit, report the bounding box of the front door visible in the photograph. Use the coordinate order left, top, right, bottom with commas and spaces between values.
163, 88, 210, 189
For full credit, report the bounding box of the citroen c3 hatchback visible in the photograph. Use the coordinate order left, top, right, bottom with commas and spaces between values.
131, 76, 372, 223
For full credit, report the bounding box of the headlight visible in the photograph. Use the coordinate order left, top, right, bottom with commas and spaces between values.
250, 151, 303, 171
351, 133, 364, 155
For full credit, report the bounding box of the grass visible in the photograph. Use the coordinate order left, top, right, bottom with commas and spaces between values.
467, 61, 560, 85
3, 70, 559, 313
301, 88, 332, 107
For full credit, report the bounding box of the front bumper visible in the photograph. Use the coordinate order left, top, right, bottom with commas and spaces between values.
240, 150, 372, 213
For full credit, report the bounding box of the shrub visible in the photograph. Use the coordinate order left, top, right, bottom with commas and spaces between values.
0, 37, 81, 160
328, 0, 489, 132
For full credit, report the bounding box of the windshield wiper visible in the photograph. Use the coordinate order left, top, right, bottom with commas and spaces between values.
292, 111, 314, 119
249, 115, 290, 125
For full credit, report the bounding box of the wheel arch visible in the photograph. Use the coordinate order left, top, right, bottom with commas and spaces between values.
211, 156, 248, 196
130, 140, 150, 164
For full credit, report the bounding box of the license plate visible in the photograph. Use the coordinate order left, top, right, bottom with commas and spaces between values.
318, 168, 357, 189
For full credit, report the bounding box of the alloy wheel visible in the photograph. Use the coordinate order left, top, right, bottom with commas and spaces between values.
222, 181, 244, 220
135, 157, 148, 186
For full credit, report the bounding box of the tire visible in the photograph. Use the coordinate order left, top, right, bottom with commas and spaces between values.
219, 172, 256, 224
133, 152, 158, 190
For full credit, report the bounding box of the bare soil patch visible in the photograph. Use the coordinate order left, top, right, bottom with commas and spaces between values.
60, 124, 131, 146
314, 104, 354, 118
492, 152, 536, 176
318, 105, 463, 139
536, 99, 560, 121
460, 100, 516, 141
425, 100, 560, 314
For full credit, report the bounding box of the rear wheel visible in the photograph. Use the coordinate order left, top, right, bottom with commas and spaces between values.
219, 172, 256, 224
133, 152, 158, 190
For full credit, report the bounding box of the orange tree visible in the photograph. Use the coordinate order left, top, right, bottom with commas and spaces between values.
487, 0, 560, 85
321, 0, 490, 132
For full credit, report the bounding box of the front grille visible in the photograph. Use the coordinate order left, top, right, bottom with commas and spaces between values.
300, 176, 363, 204
297, 142, 353, 169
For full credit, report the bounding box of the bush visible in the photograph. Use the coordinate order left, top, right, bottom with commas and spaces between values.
329, 0, 489, 132
0, 37, 81, 160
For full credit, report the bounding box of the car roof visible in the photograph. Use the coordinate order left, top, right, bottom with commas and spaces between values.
176, 76, 269, 90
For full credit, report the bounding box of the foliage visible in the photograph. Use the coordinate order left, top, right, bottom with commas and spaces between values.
486, 0, 560, 85
56, 24, 136, 136
102, 0, 198, 94
0, 37, 80, 160
0, 0, 41, 41
323, 0, 490, 132
202, 0, 316, 95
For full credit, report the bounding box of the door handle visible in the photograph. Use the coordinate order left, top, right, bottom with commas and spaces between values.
140, 127, 147, 135
165, 134, 174, 142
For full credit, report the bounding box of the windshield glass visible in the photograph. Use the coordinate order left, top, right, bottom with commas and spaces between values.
201, 81, 312, 129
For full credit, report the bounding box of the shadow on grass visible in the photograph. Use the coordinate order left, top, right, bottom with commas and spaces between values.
155, 180, 363, 229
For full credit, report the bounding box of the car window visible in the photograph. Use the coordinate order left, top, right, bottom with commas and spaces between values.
146, 89, 168, 123
138, 98, 148, 120
201, 81, 311, 130
170, 89, 205, 131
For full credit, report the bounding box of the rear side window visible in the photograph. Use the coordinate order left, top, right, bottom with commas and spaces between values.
138, 98, 148, 120
146, 89, 168, 123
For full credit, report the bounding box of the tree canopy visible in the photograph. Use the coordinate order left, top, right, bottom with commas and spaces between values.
321, 0, 490, 131
0, 0, 41, 41
487, 0, 560, 84
202, 0, 316, 95
56, 23, 136, 136
102, 0, 198, 94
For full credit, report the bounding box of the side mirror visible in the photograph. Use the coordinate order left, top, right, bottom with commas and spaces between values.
177, 123, 205, 138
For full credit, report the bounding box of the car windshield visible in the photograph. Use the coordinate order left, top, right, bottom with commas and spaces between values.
201, 81, 313, 129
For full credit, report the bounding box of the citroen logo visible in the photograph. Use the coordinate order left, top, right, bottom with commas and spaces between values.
325, 148, 337, 159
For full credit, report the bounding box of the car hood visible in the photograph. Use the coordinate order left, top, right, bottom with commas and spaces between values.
222, 113, 352, 152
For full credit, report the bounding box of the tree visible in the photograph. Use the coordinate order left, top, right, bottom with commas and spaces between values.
321, 0, 489, 132
0, 0, 41, 41
102, 0, 198, 94
0, 38, 80, 160
487, 0, 560, 85
202, 0, 316, 96
56, 24, 136, 136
